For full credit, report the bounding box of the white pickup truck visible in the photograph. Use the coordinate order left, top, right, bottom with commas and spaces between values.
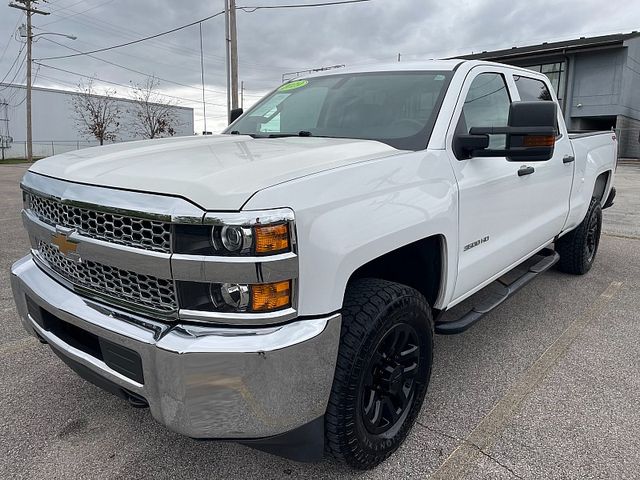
10, 60, 617, 469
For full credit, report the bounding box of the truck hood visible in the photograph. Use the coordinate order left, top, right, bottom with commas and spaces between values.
30, 135, 401, 210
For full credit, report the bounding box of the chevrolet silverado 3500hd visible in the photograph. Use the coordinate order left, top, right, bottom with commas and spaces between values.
10, 60, 617, 469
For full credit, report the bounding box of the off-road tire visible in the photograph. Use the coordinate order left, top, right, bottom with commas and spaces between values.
556, 198, 602, 275
325, 278, 434, 470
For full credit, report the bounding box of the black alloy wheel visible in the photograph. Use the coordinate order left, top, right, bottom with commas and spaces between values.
360, 323, 421, 437
585, 206, 601, 264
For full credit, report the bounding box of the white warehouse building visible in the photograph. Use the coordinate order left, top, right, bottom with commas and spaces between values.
0, 83, 194, 159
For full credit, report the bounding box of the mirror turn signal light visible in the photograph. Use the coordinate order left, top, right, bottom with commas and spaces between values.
254, 224, 290, 254
523, 135, 555, 147
251, 280, 292, 311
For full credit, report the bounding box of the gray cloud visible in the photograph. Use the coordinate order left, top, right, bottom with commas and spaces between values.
1, 0, 639, 132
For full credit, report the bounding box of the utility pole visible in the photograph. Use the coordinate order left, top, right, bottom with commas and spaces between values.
397, 53, 401, 62
228, 0, 239, 111
0, 99, 9, 161
240, 80, 244, 109
224, 0, 231, 123
199, 22, 207, 134
8, 0, 49, 162
224, 0, 239, 122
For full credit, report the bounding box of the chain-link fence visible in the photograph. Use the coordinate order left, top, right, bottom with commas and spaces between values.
0, 140, 105, 160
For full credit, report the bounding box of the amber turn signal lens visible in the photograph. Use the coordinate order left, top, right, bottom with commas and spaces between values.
254, 224, 290, 254
523, 135, 555, 147
251, 280, 291, 311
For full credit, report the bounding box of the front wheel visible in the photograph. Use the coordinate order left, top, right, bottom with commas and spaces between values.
325, 278, 433, 470
556, 198, 602, 275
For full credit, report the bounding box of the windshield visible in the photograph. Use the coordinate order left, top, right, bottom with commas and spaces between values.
225, 71, 452, 150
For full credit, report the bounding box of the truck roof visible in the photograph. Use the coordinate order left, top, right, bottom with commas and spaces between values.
298, 59, 538, 79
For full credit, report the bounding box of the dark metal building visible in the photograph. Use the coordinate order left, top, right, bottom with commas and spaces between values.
459, 32, 640, 158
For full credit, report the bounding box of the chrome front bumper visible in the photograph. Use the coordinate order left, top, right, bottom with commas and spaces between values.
10, 255, 341, 439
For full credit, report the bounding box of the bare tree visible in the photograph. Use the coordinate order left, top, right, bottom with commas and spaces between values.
71, 79, 121, 146
129, 76, 179, 139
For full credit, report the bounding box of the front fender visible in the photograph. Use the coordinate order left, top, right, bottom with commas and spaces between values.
244, 150, 459, 315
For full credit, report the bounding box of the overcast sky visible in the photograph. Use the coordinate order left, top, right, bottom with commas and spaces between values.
1, 0, 639, 134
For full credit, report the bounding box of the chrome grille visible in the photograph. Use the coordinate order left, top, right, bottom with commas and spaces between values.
29, 193, 172, 253
38, 241, 178, 314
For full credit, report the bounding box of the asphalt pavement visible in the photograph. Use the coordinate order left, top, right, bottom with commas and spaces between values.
1, 162, 639, 479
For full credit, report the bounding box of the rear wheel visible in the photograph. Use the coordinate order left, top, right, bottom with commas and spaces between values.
325, 278, 433, 470
556, 198, 602, 275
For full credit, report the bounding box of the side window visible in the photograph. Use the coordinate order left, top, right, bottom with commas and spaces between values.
513, 76, 553, 101
457, 73, 511, 149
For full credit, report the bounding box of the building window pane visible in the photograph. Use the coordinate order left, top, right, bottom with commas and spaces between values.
546, 72, 560, 90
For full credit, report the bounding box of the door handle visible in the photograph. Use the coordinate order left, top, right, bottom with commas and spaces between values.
563, 155, 575, 164
518, 166, 535, 176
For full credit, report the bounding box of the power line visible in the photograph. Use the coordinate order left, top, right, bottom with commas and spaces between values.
0, 14, 23, 64
35, 0, 373, 62
36, 10, 227, 61
33, 61, 228, 108
37, 16, 297, 74
37, 11, 231, 69
0, 43, 27, 86
40, 0, 116, 27
238, 0, 371, 12
33, 25, 229, 78
0, 58, 27, 92
40, 37, 230, 96
35, 12, 230, 66
32, 71, 228, 120
3, 71, 27, 104
47, 0, 95, 15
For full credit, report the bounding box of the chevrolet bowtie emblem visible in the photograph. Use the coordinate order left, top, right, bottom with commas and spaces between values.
51, 231, 79, 255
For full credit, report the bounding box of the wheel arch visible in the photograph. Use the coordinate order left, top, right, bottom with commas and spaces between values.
592, 170, 611, 204
345, 234, 447, 310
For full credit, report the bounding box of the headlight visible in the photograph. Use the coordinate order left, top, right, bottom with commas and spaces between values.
210, 282, 250, 311
174, 209, 294, 257
174, 209, 296, 318
211, 225, 253, 254
210, 223, 290, 255
221, 226, 246, 252
179, 280, 292, 314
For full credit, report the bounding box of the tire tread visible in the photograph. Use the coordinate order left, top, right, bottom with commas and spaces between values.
556, 198, 602, 275
324, 278, 433, 469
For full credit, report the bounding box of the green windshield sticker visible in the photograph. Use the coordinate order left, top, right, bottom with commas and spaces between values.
278, 80, 308, 92
434, 75, 445, 81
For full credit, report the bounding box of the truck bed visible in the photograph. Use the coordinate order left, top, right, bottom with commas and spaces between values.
568, 130, 614, 140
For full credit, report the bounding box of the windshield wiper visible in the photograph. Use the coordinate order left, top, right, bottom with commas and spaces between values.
267, 131, 313, 138
228, 131, 266, 138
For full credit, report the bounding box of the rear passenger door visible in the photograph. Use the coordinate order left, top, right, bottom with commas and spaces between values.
446, 66, 572, 304
511, 74, 575, 236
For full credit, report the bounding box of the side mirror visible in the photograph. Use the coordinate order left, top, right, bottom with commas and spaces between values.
454, 134, 489, 154
456, 101, 558, 161
229, 108, 244, 124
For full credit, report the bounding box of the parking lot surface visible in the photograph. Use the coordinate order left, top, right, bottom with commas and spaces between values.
1, 162, 639, 479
